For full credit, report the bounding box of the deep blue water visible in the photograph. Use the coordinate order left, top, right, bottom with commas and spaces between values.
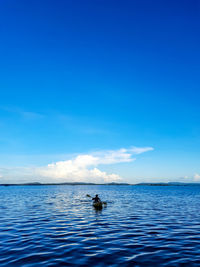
1, 185, 200, 266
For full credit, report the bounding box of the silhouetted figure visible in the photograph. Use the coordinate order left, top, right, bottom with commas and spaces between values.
92, 194, 101, 203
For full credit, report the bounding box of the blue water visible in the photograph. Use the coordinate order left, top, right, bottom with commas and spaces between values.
1, 185, 200, 266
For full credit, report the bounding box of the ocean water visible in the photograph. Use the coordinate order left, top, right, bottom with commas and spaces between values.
1, 185, 200, 266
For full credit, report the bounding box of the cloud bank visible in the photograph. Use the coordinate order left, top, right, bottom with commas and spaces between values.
37, 147, 153, 183
194, 173, 200, 182
0, 146, 153, 184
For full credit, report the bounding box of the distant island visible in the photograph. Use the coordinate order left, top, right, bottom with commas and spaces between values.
0, 182, 130, 186
1, 182, 200, 186
135, 182, 200, 186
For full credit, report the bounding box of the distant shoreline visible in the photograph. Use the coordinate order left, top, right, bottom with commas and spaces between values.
1, 182, 200, 186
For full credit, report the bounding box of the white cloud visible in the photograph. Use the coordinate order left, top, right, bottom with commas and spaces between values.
37, 155, 121, 183
37, 146, 153, 183
129, 146, 154, 154
92, 147, 153, 165
194, 173, 200, 182
0, 146, 153, 184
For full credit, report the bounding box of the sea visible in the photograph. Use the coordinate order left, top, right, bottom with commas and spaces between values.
0, 184, 200, 266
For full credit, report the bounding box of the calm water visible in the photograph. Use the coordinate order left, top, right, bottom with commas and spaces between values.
1, 185, 200, 266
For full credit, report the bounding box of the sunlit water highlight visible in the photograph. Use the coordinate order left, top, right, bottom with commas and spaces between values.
1, 185, 200, 266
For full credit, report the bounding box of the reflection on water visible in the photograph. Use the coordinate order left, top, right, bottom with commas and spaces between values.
1, 185, 200, 266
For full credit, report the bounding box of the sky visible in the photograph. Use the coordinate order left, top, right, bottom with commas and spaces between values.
0, 0, 200, 184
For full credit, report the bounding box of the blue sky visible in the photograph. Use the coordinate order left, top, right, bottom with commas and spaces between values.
0, 0, 200, 183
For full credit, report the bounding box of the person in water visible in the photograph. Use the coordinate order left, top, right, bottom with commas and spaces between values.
92, 194, 101, 203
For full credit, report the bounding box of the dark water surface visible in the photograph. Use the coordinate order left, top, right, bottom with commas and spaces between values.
1, 185, 200, 266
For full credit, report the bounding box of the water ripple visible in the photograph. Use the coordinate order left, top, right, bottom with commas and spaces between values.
1, 185, 200, 266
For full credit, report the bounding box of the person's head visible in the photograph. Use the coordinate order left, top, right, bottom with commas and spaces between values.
96, 194, 98, 197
